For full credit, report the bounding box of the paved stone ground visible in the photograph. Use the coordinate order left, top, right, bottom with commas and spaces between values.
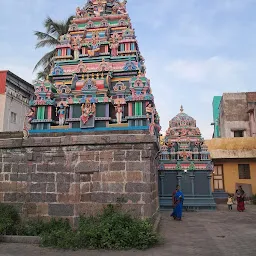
1, 205, 256, 256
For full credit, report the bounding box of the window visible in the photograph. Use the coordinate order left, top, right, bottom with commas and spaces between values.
10, 112, 17, 124
234, 130, 244, 137
238, 164, 251, 179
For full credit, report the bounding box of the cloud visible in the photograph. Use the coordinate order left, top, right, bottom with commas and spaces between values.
165, 56, 246, 90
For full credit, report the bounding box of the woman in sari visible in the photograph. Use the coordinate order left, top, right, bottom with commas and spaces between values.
236, 186, 245, 212
171, 185, 184, 221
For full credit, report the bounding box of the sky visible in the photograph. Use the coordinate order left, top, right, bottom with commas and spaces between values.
0, 0, 256, 138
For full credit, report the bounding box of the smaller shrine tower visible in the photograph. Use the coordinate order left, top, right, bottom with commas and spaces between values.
159, 106, 216, 210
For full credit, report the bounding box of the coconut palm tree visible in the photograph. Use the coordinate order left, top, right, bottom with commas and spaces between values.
34, 16, 74, 80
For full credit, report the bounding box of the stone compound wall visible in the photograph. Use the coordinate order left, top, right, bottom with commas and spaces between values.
0, 131, 159, 225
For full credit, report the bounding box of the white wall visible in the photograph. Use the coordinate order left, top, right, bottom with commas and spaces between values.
0, 94, 7, 132
3, 93, 30, 132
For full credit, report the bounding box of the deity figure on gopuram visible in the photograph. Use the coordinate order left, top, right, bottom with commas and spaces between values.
28, 0, 160, 137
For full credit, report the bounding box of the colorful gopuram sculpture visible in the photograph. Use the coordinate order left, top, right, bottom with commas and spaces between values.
28, 0, 160, 135
159, 106, 216, 210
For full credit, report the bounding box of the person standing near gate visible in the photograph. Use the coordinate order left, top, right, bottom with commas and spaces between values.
171, 185, 184, 221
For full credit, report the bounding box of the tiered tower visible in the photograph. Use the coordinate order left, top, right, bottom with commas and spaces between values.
29, 0, 160, 135
159, 106, 216, 210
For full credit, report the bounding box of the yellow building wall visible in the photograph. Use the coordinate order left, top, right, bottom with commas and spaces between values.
212, 160, 256, 195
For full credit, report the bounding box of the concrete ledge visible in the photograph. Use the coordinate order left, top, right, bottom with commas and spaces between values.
0, 235, 41, 244
0, 130, 158, 149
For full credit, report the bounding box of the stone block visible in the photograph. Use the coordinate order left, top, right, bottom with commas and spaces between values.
80, 151, 96, 161
11, 164, 19, 173
142, 193, 152, 204
4, 193, 17, 202
127, 171, 143, 182
46, 183, 55, 193
0, 182, 27, 193
75, 161, 99, 173
58, 194, 79, 203
57, 183, 70, 193
47, 163, 68, 173
99, 151, 113, 161
4, 174, 9, 181
125, 183, 151, 193
80, 183, 90, 193
91, 193, 120, 203
45, 194, 57, 203
16, 182, 28, 193
16, 193, 27, 202
70, 183, 80, 195
126, 151, 141, 161
56, 173, 74, 183
27, 153, 33, 161
29, 193, 43, 202
126, 162, 145, 172
31, 173, 55, 183
80, 174, 91, 182
108, 162, 125, 172
18, 164, 29, 173
48, 204, 74, 217
3, 164, 11, 173
104, 183, 124, 193
0, 174, 3, 181
102, 172, 125, 182
75, 203, 104, 217
91, 182, 102, 192
30, 183, 47, 193
36, 164, 48, 173
10, 174, 28, 182
141, 150, 153, 159
92, 172, 101, 182
80, 193, 92, 202
99, 162, 109, 172
113, 150, 126, 161
124, 193, 141, 204
0, 193, 3, 202
25, 203, 37, 215
37, 203, 49, 216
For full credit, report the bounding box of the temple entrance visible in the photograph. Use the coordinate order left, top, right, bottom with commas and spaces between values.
158, 170, 215, 210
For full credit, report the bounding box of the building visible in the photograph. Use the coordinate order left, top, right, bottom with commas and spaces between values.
0, 70, 34, 132
213, 92, 256, 138
159, 106, 216, 210
206, 137, 256, 198
28, 0, 160, 136
0, 0, 160, 223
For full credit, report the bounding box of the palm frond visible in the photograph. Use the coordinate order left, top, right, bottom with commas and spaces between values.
34, 31, 59, 48
33, 49, 56, 72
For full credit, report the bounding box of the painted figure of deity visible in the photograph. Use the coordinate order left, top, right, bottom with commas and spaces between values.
110, 42, 119, 57
80, 100, 96, 124
146, 103, 153, 120
57, 103, 67, 126
88, 39, 100, 57
115, 102, 123, 124
94, 4, 104, 16
26, 108, 35, 124
76, 7, 83, 17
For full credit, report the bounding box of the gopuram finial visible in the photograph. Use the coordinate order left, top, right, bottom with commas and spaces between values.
180, 105, 184, 113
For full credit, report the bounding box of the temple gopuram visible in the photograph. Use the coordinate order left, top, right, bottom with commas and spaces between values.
159, 106, 216, 210
28, 0, 160, 136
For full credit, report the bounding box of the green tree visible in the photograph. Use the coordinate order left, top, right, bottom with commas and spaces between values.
34, 16, 74, 80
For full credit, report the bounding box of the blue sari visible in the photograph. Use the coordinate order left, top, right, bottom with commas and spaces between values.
171, 190, 184, 220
